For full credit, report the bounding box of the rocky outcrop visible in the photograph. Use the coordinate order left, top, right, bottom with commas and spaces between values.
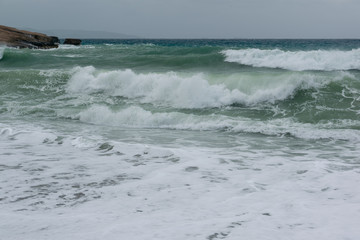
0, 25, 59, 49
63, 38, 82, 46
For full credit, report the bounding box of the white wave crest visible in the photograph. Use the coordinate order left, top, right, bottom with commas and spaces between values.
66, 66, 338, 108
222, 48, 360, 71
78, 105, 228, 130
57, 44, 94, 49
0, 46, 5, 60
77, 105, 360, 141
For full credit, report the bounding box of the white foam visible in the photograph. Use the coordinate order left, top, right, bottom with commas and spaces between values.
222, 48, 360, 71
1, 123, 360, 240
50, 44, 95, 50
66, 66, 340, 108
78, 105, 227, 130
76, 105, 360, 141
51, 54, 83, 58
57, 44, 80, 49
0, 46, 5, 60
0, 127, 13, 137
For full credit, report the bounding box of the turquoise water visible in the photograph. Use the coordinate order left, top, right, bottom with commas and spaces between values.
1, 40, 360, 240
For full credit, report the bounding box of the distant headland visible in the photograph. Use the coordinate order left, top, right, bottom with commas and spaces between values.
0, 25, 81, 49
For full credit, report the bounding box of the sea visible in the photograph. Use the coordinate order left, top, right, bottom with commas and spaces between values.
1, 39, 360, 240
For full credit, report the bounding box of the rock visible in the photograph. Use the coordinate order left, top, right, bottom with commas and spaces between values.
50, 36, 60, 45
63, 38, 82, 46
0, 25, 59, 49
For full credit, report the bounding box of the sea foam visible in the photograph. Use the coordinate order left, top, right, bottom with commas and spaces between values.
76, 105, 360, 141
222, 48, 360, 71
66, 66, 338, 108
0, 46, 5, 60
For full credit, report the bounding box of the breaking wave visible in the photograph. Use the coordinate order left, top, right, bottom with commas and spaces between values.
222, 48, 360, 71
66, 66, 344, 108
0, 46, 5, 60
76, 105, 360, 141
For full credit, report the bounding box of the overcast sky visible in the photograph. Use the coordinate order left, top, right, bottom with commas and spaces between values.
1, 0, 360, 38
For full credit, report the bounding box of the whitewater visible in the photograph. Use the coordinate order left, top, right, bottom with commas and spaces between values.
1, 39, 360, 240
222, 48, 360, 71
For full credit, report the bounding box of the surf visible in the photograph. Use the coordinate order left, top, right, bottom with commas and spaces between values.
222, 48, 360, 71
72, 105, 360, 141
66, 66, 352, 108
0, 46, 5, 60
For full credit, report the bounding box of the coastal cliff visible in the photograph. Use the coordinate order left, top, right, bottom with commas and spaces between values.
0, 25, 59, 49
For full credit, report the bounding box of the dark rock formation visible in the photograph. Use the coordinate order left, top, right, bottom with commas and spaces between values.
63, 38, 82, 46
0, 25, 59, 49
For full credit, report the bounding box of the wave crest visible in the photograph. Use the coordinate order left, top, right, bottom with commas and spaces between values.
76, 105, 360, 141
222, 48, 360, 71
0, 46, 5, 60
66, 66, 338, 108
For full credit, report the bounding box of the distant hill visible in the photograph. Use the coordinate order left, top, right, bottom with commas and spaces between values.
22, 27, 139, 39
44, 29, 139, 39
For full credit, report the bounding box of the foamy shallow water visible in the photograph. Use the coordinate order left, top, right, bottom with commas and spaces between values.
1, 121, 360, 240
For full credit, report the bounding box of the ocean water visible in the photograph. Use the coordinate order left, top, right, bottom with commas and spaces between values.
1, 39, 360, 240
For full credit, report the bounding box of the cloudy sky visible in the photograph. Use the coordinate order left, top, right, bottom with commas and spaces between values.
1, 0, 359, 38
